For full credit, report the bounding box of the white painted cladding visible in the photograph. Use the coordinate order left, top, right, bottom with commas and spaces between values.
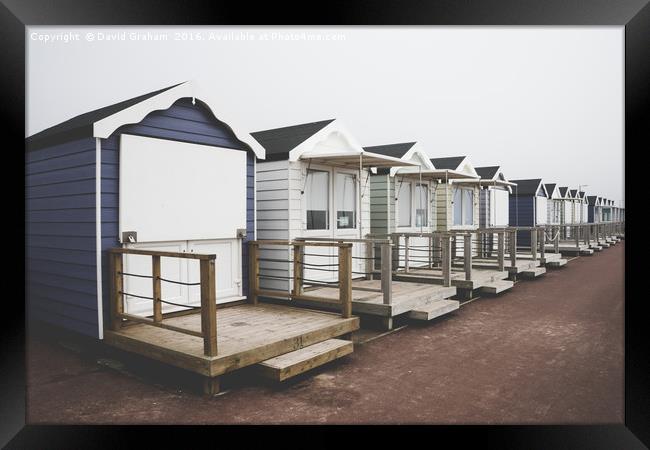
535, 196, 548, 225
119, 134, 247, 242
490, 188, 510, 226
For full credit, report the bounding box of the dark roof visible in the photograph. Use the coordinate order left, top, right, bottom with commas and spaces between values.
430, 156, 466, 170
558, 187, 570, 197
27, 82, 184, 150
578, 191, 586, 199
250, 119, 335, 161
509, 179, 543, 196
587, 195, 598, 205
569, 189, 578, 198
475, 166, 500, 179
544, 183, 557, 196
362, 142, 416, 159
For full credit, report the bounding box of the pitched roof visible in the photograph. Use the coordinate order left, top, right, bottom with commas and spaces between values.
509, 179, 544, 196
558, 187, 570, 197
587, 195, 598, 205
430, 156, 466, 170
475, 166, 500, 179
27, 82, 183, 149
250, 119, 335, 161
362, 142, 417, 159
578, 191, 586, 199
569, 189, 578, 198
544, 183, 557, 196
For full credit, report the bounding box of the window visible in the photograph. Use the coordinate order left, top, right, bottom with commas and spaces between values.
415, 183, 428, 227
452, 187, 474, 226
397, 181, 412, 227
335, 172, 356, 229
305, 170, 329, 230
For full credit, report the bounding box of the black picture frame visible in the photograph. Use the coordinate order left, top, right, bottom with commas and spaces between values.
3, 0, 647, 447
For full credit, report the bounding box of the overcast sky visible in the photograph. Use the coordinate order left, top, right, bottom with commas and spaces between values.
26, 26, 624, 205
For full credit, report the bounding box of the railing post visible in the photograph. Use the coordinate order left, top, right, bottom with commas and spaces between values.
292, 243, 303, 297
509, 229, 517, 267
539, 228, 545, 262
339, 244, 353, 318
554, 226, 559, 253
391, 234, 400, 272
152, 255, 162, 323
381, 242, 392, 305
497, 231, 505, 271
434, 233, 442, 268
404, 235, 410, 273
109, 252, 124, 331
530, 229, 537, 262
574, 225, 580, 249
428, 234, 433, 269
442, 234, 451, 287
248, 242, 259, 305
464, 233, 472, 281
200, 258, 218, 357
365, 239, 374, 280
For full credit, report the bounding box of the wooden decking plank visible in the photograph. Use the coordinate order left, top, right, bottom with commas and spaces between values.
256, 339, 353, 381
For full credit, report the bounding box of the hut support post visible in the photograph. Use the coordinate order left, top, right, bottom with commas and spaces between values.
464, 233, 472, 281
109, 252, 124, 331
200, 259, 218, 357
152, 255, 162, 323
339, 244, 353, 318
539, 228, 545, 262
509, 229, 517, 267
442, 234, 452, 287
404, 236, 410, 273
381, 242, 393, 305
531, 229, 537, 262
497, 231, 505, 271
248, 242, 259, 305
292, 243, 304, 297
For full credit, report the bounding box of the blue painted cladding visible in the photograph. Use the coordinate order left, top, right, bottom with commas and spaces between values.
100, 98, 253, 326
509, 196, 534, 247
26, 136, 99, 338
588, 205, 595, 223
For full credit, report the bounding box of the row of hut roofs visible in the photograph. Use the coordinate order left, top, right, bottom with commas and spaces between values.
25, 82, 625, 393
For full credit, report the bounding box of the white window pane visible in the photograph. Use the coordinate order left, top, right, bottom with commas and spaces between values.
306, 170, 329, 230
335, 172, 356, 229
398, 181, 412, 227
463, 189, 473, 225
415, 184, 428, 227
453, 187, 462, 226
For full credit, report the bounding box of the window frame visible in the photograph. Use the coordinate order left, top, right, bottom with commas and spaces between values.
451, 185, 475, 228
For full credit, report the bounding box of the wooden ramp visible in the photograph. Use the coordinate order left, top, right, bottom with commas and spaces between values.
104, 303, 359, 379
408, 299, 460, 321
255, 339, 353, 382
295, 279, 457, 319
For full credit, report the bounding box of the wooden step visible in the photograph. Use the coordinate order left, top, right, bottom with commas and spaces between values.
408, 300, 459, 321
546, 258, 567, 267
579, 248, 595, 255
480, 279, 514, 294
255, 339, 353, 382
521, 266, 546, 278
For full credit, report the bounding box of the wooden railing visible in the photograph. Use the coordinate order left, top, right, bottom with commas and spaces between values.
248, 240, 354, 316
108, 248, 218, 357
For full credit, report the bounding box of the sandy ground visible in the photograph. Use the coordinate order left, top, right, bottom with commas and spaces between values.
26, 242, 624, 424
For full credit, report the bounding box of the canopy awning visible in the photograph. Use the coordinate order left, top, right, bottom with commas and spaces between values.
298, 151, 419, 168
478, 179, 517, 187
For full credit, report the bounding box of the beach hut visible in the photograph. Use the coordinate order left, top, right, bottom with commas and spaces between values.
578, 191, 589, 223
27, 83, 360, 393
587, 195, 601, 223
251, 121, 464, 329
508, 179, 548, 247
544, 183, 563, 225
558, 187, 575, 237
475, 166, 515, 229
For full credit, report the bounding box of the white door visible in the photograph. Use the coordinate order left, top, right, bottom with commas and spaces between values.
535, 196, 548, 225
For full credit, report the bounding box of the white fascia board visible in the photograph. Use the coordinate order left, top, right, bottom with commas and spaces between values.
388, 142, 434, 177
93, 81, 265, 159
288, 120, 363, 162
456, 156, 479, 178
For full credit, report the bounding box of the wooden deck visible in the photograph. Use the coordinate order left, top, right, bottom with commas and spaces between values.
392, 267, 510, 291
544, 242, 594, 256
468, 256, 540, 274
104, 303, 359, 377
291, 279, 458, 318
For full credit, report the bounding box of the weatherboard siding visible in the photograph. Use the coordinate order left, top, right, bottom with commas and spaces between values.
26, 136, 100, 338
509, 195, 534, 247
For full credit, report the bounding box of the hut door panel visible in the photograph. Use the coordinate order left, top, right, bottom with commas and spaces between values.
120, 134, 246, 243
122, 241, 188, 316
186, 239, 242, 303
535, 197, 547, 225
493, 189, 509, 227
